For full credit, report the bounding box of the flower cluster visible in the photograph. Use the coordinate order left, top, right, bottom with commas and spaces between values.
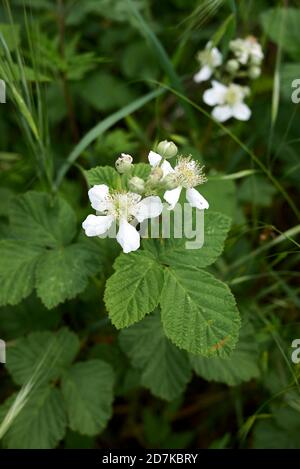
82, 141, 209, 253
194, 36, 263, 122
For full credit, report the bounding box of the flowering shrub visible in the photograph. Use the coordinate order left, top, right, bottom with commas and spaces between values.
195, 36, 263, 121
0, 0, 299, 451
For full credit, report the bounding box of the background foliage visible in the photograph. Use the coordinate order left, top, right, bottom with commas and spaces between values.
0, 0, 300, 449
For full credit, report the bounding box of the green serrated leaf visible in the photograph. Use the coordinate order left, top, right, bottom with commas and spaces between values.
6, 328, 80, 386
119, 312, 192, 400
131, 162, 151, 180
190, 322, 260, 385
61, 359, 114, 436
143, 211, 231, 269
104, 251, 164, 329
0, 386, 67, 449
35, 243, 99, 309
0, 240, 43, 307
84, 165, 121, 189
161, 267, 240, 357
10, 191, 77, 248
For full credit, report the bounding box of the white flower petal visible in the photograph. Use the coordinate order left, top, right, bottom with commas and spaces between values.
186, 188, 209, 210
194, 65, 212, 83
148, 150, 174, 177
211, 47, 223, 66
148, 151, 162, 167
232, 102, 251, 121
164, 186, 182, 210
203, 80, 227, 106
134, 196, 163, 223
212, 105, 233, 122
82, 214, 114, 237
116, 219, 140, 253
161, 160, 174, 177
88, 184, 110, 211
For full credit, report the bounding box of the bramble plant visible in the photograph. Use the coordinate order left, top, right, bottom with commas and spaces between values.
0, 0, 300, 452
194, 36, 264, 121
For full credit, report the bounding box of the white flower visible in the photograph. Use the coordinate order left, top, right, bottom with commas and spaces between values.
230, 36, 263, 66
82, 184, 162, 253
148, 153, 209, 211
194, 42, 222, 83
148, 151, 174, 178
203, 80, 251, 122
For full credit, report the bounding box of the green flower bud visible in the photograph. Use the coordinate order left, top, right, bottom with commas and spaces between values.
248, 65, 261, 79
163, 173, 178, 190
115, 153, 133, 174
226, 59, 239, 74
156, 140, 178, 159
128, 176, 145, 194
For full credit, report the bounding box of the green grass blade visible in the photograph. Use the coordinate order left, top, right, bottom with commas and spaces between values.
125, 0, 197, 129
155, 82, 300, 221
54, 88, 165, 189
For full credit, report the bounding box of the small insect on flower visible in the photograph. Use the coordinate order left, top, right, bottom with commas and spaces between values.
203, 80, 251, 122
82, 184, 163, 253
194, 41, 223, 83
229, 36, 263, 67
148, 152, 209, 211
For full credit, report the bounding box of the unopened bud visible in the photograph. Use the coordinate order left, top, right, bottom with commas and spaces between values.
163, 173, 178, 190
226, 59, 239, 74
128, 176, 145, 194
248, 65, 261, 79
157, 140, 178, 159
115, 153, 133, 174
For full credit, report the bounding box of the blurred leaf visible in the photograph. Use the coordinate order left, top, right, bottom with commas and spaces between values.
280, 63, 300, 101
121, 41, 160, 80
77, 71, 136, 112
35, 243, 103, 309
6, 328, 80, 386
238, 175, 276, 207
120, 312, 192, 400
253, 407, 300, 449
94, 129, 139, 166
9, 191, 77, 248
67, 0, 148, 25
260, 8, 300, 60
0, 387, 66, 449
55, 88, 164, 188
61, 360, 114, 436
0, 240, 43, 307
200, 178, 236, 218
0, 192, 106, 308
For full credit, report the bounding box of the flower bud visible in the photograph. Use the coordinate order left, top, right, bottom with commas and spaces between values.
248, 65, 261, 79
157, 140, 178, 159
115, 153, 133, 174
128, 176, 145, 194
149, 166, 164, 183
226, 59, 239, 74
163, 173, 178, 190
